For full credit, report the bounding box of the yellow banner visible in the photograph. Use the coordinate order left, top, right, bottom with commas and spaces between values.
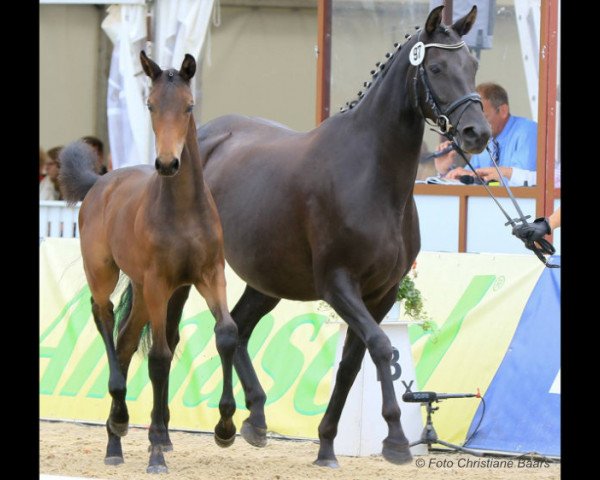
408, 252, 543, 444
40, 238, 337, 438
40, 239, 543, 445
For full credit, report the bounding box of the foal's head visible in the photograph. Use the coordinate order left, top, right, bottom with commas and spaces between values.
140, 50, 196, 176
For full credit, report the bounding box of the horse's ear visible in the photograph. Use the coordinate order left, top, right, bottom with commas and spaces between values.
452, 5, 478, 37
140, 50, 162, 80
179, 54, 196, 82
425, 5, 444, 35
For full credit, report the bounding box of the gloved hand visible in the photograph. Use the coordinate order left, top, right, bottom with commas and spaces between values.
512, 217, 551, 242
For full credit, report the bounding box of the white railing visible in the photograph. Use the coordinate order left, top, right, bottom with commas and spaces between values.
39, 201, 81, 240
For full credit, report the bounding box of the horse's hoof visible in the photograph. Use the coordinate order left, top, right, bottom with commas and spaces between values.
313, 458, 340, 468
108, 419, 129, 437
104, 456, 124, 466
146, 464, 168, 474
214, 432, 236, 448
240, 419, 267, 447
382, 439, 413, 465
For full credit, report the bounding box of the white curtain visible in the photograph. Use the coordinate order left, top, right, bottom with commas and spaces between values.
102, 0, 217, 169
102, 5, 150, 169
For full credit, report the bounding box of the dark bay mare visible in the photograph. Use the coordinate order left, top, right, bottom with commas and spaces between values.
59, 52, 238, 473
190, 6, 490, 467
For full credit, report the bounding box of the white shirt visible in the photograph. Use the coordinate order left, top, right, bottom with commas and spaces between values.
40, 176, 60, 200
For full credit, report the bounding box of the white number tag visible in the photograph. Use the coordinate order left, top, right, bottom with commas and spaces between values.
409, 42, 426, 66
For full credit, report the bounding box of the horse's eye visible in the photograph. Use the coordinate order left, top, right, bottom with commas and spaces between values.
185, 105, 194, 113
429, 65, 441, 74
147, 104, 154, 113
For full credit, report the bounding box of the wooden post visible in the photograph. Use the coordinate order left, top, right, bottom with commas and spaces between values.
316, 0, 331, 125
442, 0, 453, 25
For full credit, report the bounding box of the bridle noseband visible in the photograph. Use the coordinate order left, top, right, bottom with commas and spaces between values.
410, 33, 482, 135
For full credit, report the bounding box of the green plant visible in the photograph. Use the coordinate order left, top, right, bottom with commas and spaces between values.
396, 273, 427, 321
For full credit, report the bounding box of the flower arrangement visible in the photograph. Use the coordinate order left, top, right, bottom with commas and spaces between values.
396, 261, 429, 322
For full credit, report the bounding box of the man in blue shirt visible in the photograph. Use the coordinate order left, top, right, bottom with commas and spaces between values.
434, 83, 537, 185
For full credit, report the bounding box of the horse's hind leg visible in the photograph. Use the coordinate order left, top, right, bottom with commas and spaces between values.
196, 268, 239, 448
319, 273, 412, 466
230, 285, 280, 447
85, 260, 124, 463
104, 282, 149, 464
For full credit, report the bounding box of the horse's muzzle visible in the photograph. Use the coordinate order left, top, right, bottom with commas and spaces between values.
459, 124, 491, 154
155, 157, 180, 176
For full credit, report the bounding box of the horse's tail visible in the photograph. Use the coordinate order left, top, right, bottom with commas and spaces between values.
113, 279, 152, 355
58, 140, 101, 205
114, 279, 133, 339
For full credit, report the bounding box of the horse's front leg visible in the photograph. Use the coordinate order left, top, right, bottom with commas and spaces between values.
196, 266, 239, 448
143, 280, 173, 474
318, 270, 412, 466
159, 285, 192, 452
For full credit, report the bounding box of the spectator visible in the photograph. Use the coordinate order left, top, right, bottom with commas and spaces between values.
40, 146, 63, 200
416, 142, 437, 181
81, 135, 108, 174
435, 83, 537, 186
40, 148, 48, 182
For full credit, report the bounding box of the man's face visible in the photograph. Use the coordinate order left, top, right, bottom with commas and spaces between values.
481, 98, 508, 138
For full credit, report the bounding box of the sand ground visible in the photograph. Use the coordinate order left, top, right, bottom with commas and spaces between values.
40, 420, 560, 480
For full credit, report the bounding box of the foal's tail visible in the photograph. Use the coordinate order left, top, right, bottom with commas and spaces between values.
58, 140, 101, 205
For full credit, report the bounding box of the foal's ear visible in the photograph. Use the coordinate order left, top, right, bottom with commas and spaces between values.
179, 54, 196, 82
140, 50, 162, 80
425, 5, 444, 35
452, 5, 478, 37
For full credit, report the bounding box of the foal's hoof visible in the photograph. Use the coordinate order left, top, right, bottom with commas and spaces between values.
313, 458, 340, 468
240, 419, 267, 447
382, 439, 413, 465
146, 464, 168, 474
214, 431, 236, 448
108, 419, 129, 437
104, 456, 124, 466
214, 419, 236, 448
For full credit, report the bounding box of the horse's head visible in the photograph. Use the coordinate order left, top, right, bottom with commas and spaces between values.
412, 6, 491, 154
140, 50, 196, 176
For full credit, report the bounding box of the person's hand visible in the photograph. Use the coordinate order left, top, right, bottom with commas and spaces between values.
475, 166, 513, 183
512, 217, 551, 242
445, 167, 473, 180
434, 140, 458, 175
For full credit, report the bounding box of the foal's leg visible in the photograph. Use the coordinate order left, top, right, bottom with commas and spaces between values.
230, 285, 280, 447
84, 260, 126, 464
159, 285, 192, 452
196, 267, 239, 448
319, 271, 411, 465
104, 282, 148, 465
143, 280, 174, 474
